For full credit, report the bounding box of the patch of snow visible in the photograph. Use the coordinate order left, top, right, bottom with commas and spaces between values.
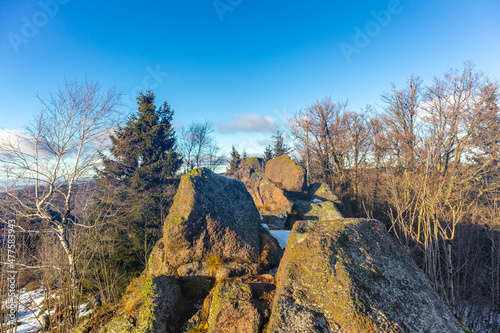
270, 230, 291, 249
312, 198, 322, 203
261, 223, 269, 229
2, 287, 90, 333
12, 287, 45, 333
78, 302, 92, 317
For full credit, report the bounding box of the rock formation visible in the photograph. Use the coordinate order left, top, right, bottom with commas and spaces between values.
267, 218, 463, 332
265, 155, 306, 192
162, 167, 264, 271
230, 156, 342, 229
78, 161, 464, 333
308, 182, 340, 202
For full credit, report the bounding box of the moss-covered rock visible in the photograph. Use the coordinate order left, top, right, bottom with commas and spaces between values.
265, 155, 306, 192
267, 219, 463, 332
207, 282, 261, 333
240, 157, 265, 173
256, 178, 294, 212
233, 157, 265, 183
308, 182, 339, 202
135, 275, 185, 333
147, 240, 174, 276
163, 168, 262, 269
98, 314, 133, 333
292, 200, 343, 221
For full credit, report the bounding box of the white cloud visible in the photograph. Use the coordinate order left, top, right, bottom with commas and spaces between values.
0, 129, 40, 157
217, 113, 277, 133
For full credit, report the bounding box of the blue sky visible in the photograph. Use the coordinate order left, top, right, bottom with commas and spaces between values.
1, 0, 499, 155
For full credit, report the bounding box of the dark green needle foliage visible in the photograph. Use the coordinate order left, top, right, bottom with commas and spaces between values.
227, 145, 241, 174
263, 145, 274, 163
93, 90, 182, 283
272, 130, 291, 158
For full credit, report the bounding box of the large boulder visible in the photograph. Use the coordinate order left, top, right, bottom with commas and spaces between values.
260, 211, 288, 229
163, 168, 262, 270
292, 200, 343, 221
235, 157, 265, 183
135, 275, 185, 333
267, 219, 463, 333
265, 155, 306, 192
256, 178, 294, 212
231, 166, 293, 213
207, 282, 262, 333
308, 182, 339, 202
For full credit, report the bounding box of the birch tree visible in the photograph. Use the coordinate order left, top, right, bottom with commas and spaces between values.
0, 79, 120, 289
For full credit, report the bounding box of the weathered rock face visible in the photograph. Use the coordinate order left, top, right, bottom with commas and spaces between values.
208, 282, 262, 333
163, 168, 262, 269
148, 240, 174, 276
265, 155, 306, 192
144, 276, 184, 333
260, 211, 288, 228
256, 178, 294, 212
235, 157, 265, 183
292, 200, 343, 221
267, 218, 463, 333
308, 182, 339, 202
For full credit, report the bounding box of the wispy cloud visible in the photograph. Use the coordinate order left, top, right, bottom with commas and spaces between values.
217, 113, 277, 133
0, 129, 41, 157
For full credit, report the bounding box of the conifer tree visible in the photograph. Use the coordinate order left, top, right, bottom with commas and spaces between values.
263, 145, 274, 163
272, 130, 291, 157
227, 145, 241, 173
95, 90, 182, 271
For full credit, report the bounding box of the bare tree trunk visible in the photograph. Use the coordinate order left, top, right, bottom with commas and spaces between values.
444, 239, 456, 315
55, 225, 78, 288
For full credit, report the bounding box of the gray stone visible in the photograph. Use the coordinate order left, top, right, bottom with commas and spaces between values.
265, 155, 306, 192
146, 275, 184, 333
260, 211, 288, 228
163, 168, 262, 268
267, 219, 463, 333
292, 200, 343, 221
208, 282, 262, 333
308, 182, 339, 202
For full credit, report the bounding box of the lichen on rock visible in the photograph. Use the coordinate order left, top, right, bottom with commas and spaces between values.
267, 218, 463, 333
265, 155, 306, 192
163, 167, 263, 269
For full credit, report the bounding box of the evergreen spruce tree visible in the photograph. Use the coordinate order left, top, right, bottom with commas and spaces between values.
95, 90, 182, 273
227, 145, 241, 173
263, 145, 274, 163
272, 130, 291, 157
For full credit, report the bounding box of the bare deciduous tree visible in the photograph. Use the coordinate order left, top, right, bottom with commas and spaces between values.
179, 120, 225, 172
0, 79, 120, 296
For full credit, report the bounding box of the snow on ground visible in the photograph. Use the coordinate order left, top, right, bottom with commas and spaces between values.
78, 302, 92, 317
2, 287, 90, 333
312, 198, 322, 203
11, 287, 45, 333
270, 230, 291, 249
